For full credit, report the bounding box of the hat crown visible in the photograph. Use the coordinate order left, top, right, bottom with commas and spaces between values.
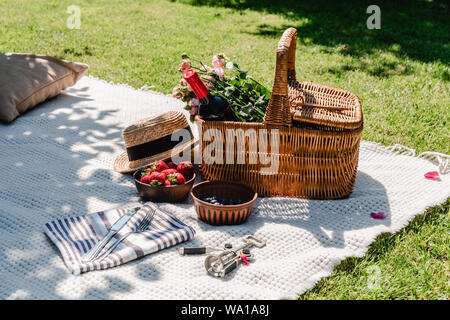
123, 111, 189, 148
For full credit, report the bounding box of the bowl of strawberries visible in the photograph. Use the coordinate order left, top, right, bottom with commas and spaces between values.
133, 159, 196, 203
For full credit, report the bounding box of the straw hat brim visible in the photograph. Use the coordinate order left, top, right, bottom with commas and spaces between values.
113, 137, 197, 174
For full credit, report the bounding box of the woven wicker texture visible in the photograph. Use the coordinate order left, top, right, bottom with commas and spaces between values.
0, 76, 448, 300
198, 27, 363, 199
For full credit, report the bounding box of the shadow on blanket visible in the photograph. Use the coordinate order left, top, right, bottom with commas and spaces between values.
190, 171, 391, 250
0, 88, 145, 299
0, 87, 390, 298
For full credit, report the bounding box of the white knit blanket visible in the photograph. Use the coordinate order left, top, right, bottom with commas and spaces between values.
0, 76, 448, 300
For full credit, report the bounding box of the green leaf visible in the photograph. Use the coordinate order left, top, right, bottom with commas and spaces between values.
238, 110, 249, 117
186, 56, 270, 123
238, 71, 248, 80
243, 82, 252, 90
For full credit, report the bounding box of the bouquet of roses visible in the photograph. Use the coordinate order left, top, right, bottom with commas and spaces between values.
172, 53, 270, 123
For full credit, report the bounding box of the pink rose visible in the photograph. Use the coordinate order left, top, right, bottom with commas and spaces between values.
172, 86, 181, 98
214, 67, 224, 81
179, 60, 191, 72
180, 79, 192, 91
212, 55, 225, 69
189, 107, 198, 115
188, 97, 200, 106
204, 81, 214, 89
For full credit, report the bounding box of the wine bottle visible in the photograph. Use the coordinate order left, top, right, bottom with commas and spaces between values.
183, 68, 236, 121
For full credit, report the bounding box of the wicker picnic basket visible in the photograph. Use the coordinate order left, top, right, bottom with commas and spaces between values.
197, 27, 363, 199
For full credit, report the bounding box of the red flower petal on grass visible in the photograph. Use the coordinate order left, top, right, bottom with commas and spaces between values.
342, 45, 348, 50
424, 171, 441, 181
370, 212, 386, 219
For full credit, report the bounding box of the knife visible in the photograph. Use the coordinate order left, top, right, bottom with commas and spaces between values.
81, 207, 140, 262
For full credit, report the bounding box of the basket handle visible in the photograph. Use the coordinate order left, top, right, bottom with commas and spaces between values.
263, 27, 297, 127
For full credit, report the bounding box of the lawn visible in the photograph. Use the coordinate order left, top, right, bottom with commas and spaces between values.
0, 0, 448, 299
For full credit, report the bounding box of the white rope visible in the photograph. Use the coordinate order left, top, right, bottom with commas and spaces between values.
418, 151, 450, 174
384, 143, 449, 175
385, 144, 416, 156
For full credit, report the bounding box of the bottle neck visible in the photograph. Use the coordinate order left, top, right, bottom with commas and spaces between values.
183, 69, 209, 100
200, 94, 210, 106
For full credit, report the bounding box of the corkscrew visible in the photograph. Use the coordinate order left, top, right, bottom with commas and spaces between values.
179, 235, 266, 278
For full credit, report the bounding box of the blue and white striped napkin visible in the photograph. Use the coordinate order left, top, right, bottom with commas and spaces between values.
44, 202, 195, 275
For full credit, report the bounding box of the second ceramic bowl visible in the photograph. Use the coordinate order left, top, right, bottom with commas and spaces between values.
190, 180, 257, 225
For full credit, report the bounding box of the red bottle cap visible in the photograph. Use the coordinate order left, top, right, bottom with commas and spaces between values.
183, 69, 209, 99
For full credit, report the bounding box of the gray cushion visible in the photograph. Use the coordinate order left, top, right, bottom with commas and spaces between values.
0, 53, 88, 123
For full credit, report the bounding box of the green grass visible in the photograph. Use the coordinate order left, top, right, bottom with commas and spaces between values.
0, 0, 448, 299
299, 199, 449, 300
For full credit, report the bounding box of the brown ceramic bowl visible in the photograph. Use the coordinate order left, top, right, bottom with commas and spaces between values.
133, 170, 196, 203
191, 181, 258, 226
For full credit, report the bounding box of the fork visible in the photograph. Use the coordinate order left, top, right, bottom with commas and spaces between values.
94, 208, 156, 261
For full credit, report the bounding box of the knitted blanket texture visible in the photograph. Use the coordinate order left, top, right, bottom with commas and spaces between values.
0, 77, 448, 299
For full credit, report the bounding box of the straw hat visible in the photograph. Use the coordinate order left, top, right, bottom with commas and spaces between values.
114, 111, 197, 174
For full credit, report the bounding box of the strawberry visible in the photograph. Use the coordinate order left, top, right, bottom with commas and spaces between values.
177, 161, 193, 177
148, 160, 169, 172
140, 174, 153, 184
140, 167, 154, 178
167, 161, 177, 169
164, 180, 172, 186
167, 172, 186, 185
148, 171, 167, 186
161, 168, 178, 175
